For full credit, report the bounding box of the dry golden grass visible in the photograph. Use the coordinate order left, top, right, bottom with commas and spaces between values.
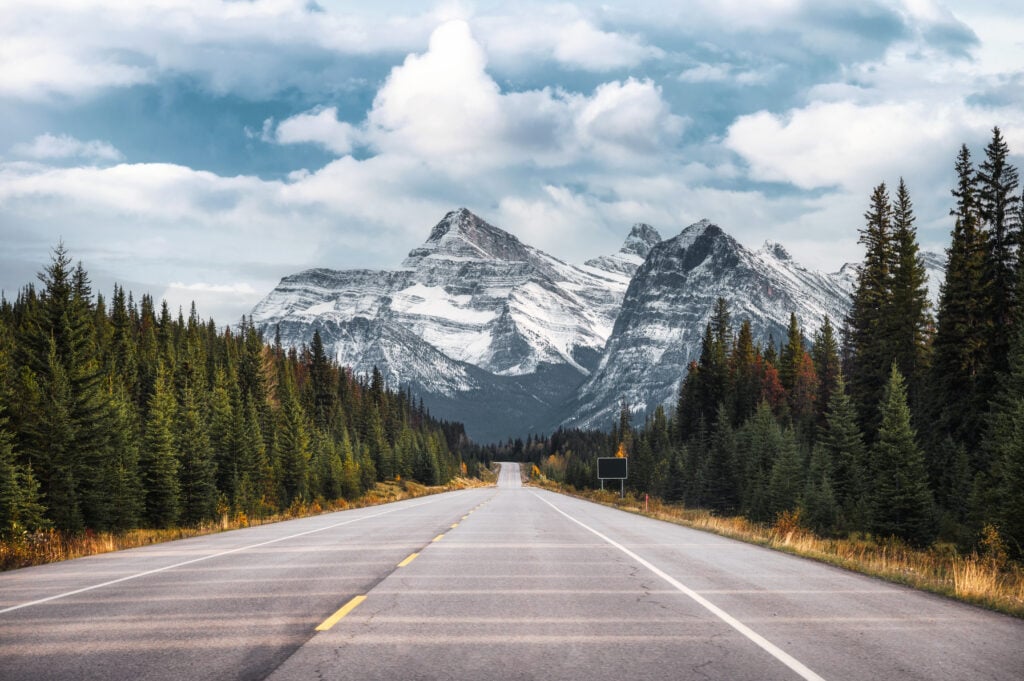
0, 476, 491, 571
531, 479, 1024, 618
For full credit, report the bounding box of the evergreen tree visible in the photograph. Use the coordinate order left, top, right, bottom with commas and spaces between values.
176, 385, 217, 524
983, 268, 1024, 558
871, 364, 935, 546
779, 313, 803, 393
928, 144, 991, 497
277, 372, 311, 506
141, 364, 180, 527
847, 183, 894, 439
889, 178, 932, 410
820, 374, 869, 531
977, 127, 1021, 385
803, 445, 839, 535
811, 316, 841, 427
767, 428, 803, 518
706, 402, 739, 514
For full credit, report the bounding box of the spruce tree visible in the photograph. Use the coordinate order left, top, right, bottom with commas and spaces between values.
811, 316, 841, 428
871, 364, 935, 546
983, 266, 1024, 558
767, 428, 803, 518
803, 445, 839, 535
706, 402, 738, 514
141, 364, 180, 527
820, 374, 869, 531
928, 144, 990, 496
846, 183, 894, 439
176, 385, 217, 524
277, 371, 311, 506
779, 312, 803, 393
889, 178, 932, 410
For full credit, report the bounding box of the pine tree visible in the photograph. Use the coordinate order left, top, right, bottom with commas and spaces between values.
767, 428, 803, 518
278, 370, 311, 506
820, 374, 869, 531
176, 385, 217, 524
871, 364, 935, 546
847, 183, 894, 439
811, 316, 841, 428
889, 178, 932, 411
983, 267, 1024, 558
706, 402, 738, 514
803, 445, 839, 535
141, 364, 180, 527
779, 312, 803, 393
928, 144, 990, 496
977, 127, 1021, 385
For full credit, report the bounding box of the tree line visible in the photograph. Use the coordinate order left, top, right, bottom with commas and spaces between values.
518, 127, 1024, 556
0, 250, 485, 536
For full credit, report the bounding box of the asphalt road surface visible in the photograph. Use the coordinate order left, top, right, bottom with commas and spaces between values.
1, 462, 1021, 680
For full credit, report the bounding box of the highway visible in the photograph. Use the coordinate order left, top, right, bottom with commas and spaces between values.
1, 462, 1021, 680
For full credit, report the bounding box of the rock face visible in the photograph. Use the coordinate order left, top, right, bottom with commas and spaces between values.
562, 221, 854, 430
252, 208, 630, 441
252, 209, 945, 441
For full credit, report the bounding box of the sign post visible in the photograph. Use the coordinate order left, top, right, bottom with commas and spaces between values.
597, 457, 628, 498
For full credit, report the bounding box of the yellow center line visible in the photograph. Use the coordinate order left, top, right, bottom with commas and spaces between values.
316, 595, 367, 632
461, 515, 469, 520
433, 534, 445, 542
397, 553, 419, 567
450, 523, 459, 529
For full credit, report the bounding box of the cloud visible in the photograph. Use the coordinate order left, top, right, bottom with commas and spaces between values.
551, 19, 664, 71
11, 133, 124, 162
274, 107, 359, 155
364, 20, 684, 169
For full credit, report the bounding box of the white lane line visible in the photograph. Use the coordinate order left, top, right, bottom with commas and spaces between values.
532, 492, 828, 681
1, 497, 444, 615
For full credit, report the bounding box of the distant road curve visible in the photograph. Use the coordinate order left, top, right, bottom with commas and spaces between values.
2, 462, 1021, 680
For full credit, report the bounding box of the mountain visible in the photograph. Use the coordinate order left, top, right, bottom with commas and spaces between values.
583, 223, 662, 276
252, 209, 945, 441
252, 208, 632, 440
562, 221, 854, 430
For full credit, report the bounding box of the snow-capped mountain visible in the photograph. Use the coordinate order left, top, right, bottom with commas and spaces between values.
252, 208, 632, 440
562, 221, 855, 430
252, 210, 945, 441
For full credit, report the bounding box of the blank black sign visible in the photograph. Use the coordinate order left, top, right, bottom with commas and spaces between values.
597, 457, 628, 480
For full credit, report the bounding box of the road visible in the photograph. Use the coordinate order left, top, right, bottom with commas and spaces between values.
1, 462, 1021, 680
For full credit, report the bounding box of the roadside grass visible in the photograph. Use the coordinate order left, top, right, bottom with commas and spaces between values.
0, 476, 492, 572
530, 479, 1024, 619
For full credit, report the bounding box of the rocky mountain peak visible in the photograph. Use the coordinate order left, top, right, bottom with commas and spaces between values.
404, 207, 531, 267
760, 240, 792, 261
620, 223, 662, 258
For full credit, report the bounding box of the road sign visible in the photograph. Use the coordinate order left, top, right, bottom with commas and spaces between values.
597, 457, 627, 480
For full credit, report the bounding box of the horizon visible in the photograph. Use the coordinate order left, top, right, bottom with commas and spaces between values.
1, 1, 1021, 322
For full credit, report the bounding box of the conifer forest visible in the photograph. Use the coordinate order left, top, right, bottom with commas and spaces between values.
0, 250, 484, 538
507, 128, 1024, 558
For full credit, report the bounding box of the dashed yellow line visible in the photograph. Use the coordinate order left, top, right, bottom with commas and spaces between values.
461, 515, 469, 520
432, 534, 445, 542
316, 595, 366, 631
397, 553, 419, 567
450, 523, 459, 529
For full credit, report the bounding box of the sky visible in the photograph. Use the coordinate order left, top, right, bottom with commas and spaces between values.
1, 0, 1023, 323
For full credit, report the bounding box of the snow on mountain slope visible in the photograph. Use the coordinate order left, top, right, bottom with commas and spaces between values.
563, 221, 857, 431
252, 209, 634, 434
254, 209, 945, 441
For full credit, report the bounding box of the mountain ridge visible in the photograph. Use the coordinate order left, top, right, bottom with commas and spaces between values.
252, 208, 944, 441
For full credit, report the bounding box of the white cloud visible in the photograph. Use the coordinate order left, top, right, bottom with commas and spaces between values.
678, 63, 732, 83
551, 19, 664, 71
11, 133, 124, 162
364, 20, 683, 169
274, 107, 359, 155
